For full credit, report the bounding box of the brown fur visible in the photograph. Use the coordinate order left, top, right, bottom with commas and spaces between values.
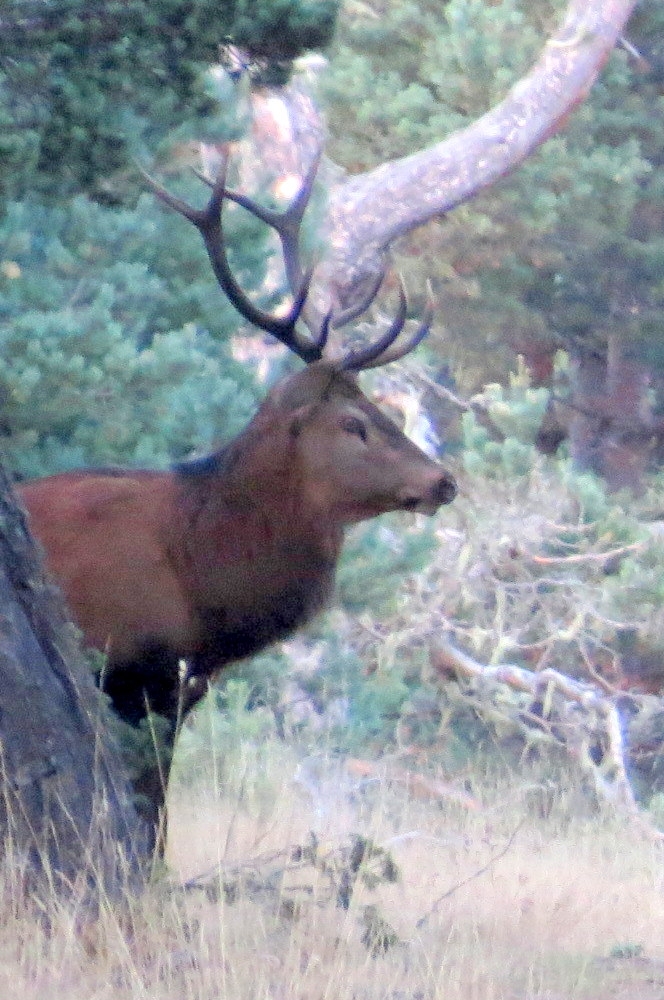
19, 361, 456, 838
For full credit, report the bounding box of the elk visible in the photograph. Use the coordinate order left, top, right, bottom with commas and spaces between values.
19, 150, 457, 845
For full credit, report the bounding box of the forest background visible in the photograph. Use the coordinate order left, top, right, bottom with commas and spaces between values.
6, 2, 664, 997
3, 0, 664, 850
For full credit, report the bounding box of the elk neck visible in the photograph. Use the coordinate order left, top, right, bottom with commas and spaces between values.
173, 405, 346, 587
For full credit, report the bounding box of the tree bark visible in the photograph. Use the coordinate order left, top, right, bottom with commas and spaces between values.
567, 349, 609, 475
0, 459, 149, 901
567, 337, 653, 492
245, 0, 637, 313
325, 0, 639, 304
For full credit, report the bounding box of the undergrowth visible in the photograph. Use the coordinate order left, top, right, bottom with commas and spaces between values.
3, 741, 664, 1000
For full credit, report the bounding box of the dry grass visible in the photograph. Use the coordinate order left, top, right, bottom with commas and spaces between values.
3, 738, 664, 1000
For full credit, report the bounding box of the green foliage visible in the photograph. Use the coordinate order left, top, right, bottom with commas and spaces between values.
323, 0, 664, 403
609, 944, 644, 961
323, 0, 545, 169
217, 649, 294, 724
0, 1, 341, 479
601, 535, 664, 650
94, 674, 176, 820
232, 0, 338, 62
559, 470, 615, 525
120, 712, 175, 806
0, 0, 339, 202
175, 678, 279, 808
461, 368, 550, 480
0, 191, 265, 476
337, 515, 437, 615
208, 678, 276, 746
344, 663, 410, 751
211, 623, 415, 756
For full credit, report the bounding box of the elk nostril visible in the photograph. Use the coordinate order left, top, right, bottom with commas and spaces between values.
438, 475, 457, 505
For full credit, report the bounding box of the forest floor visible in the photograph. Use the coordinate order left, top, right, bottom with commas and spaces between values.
164, 738, 664, 1000
3, 736, 664, 1000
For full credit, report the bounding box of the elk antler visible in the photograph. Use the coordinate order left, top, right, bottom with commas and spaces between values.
340, 277, 435, 372
141, 148, 433, 370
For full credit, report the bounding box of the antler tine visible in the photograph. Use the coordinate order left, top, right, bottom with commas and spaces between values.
138, 163, 209, 227
221, 145, 322, 294
330, 270, 384, 330
340, 279, 436, 372
141, 150, 324, 363
144, 149, 434, 370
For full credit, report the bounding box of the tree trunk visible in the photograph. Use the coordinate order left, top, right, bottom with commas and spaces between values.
602, 336, 653, 492
567, 338, 653, 492
243, 1, 637, 310
567, 349, 608, 476
0, 459, 150, 902
324, 0, 639, 305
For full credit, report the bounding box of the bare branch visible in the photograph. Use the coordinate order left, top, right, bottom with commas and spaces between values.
416, 820, 524, 928
326, 0, 639, 295
431, 638, 664, 842
527, 542, 644, 566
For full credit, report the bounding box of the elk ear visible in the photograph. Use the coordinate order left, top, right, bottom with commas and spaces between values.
269, 361, 338, 412
289, 403, 318, 439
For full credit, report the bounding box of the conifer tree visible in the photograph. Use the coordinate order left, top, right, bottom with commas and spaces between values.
322, 0, 659, 489
0, 0, 338, 203
0, 0, 340, 476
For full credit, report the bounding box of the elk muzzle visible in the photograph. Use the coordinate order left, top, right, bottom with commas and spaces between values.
397, 467, 457, 515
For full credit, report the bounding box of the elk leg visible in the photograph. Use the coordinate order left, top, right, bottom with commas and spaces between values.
101, 645, 186, 856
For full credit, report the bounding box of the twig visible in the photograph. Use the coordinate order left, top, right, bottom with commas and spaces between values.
527, 542, 643, 566
179, 845, 289, 892
579, 639, 618, 696
416, 820, 524, 928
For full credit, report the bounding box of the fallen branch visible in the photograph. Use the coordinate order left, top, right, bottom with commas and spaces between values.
431, 639, 664, 841
345, 758, 480, 811
527, 542, 643, 566
177, 831, 400, 913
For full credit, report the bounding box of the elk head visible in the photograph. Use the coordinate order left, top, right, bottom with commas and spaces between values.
143, 147, 457, 525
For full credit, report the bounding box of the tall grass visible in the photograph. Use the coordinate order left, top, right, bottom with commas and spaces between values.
2, 733, 664, 1000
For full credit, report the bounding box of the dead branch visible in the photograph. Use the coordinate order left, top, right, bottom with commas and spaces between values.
345, 758, 481, 810
326, 0, 639, 298
409, 368, 507, 442
527, 542, 643, 566
177, 831, 401, 914
431, 639, 664, 842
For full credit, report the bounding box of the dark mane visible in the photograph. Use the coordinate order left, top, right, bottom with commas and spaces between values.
172, 448, 227, 478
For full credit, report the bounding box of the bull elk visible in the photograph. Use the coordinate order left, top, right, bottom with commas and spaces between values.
19, 150, 457, 846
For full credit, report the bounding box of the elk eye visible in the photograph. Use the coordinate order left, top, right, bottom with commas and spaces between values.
341, 415, 368, 442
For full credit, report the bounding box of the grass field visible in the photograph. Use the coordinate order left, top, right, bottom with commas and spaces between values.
2, 735, 664, 1000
